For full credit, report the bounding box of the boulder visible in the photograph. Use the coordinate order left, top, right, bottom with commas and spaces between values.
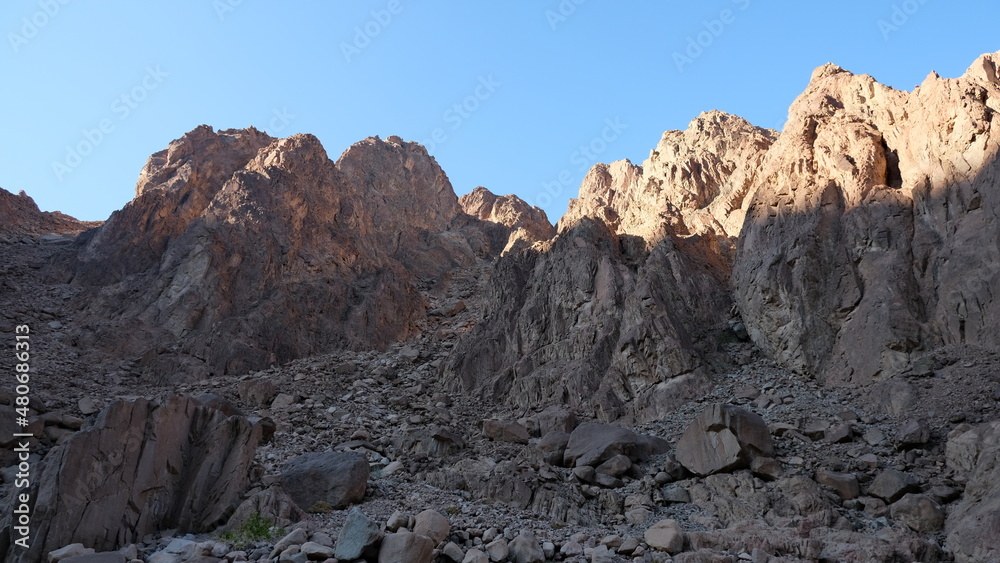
0, 396, 266, 561
334, 507, 381, 560
280, 451, 369, 511
891, 494, 944, 533
815, 469, 860, 500
507, 531, 545, 563
535, 431, 570, 466
483, 420, 530, 444
867, 469, 920, 503
946, 418, 1000, 562
563, 423, 648, 467
675, 404, 775, 476
412, 509, 450, 545
895, 419, 931, 450
378, 531, 435, 563
644, 519, 685, 554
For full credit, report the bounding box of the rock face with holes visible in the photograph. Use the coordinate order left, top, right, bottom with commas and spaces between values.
59, 128, 528, 381
0, 395, 267, 561
733, 52, 1000, 385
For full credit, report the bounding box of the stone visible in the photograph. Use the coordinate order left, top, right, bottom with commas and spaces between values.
386, 510, 410, 532
61, 553, 126, 563
483, 419, 530, 444
484, 538, 509, 562
644, 519, 685, 554
867, 468, 920, 503
378, 531, 435, 563
945, 418, 1000, 561
895, 419, 931, 450
280, 451, 369, 511
299, 541, 334, 560
223, 486, 307, 533
7, 396, 266, 562
815, 469, 860, 500
536, 431, 570, 466
334, 507, 381, 560
270, 528, 309, 560
507, 531, 545, 563
441, 542, 465, 562
412, 509, 451, 545
750, 456, 782, 481
459, 186, 555, 248
462, 549, 489, 563
594, 454, 632, 477
77, 397, 102, 415
563, 423, 642, 467
662, 484, 691, 504
237, 379, 277, 406
533, 407, 579, 436
824, 423, 853, 443
676, 404, 775, 476
49, 544, 95, 562
890, 494, 944, 533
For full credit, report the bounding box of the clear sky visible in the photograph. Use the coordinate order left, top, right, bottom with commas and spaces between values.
2, 1, 996, 222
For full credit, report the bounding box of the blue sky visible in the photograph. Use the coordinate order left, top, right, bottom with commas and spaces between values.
2, 1, 995, 222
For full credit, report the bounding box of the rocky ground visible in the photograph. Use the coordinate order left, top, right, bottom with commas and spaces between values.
3, 234, 1000, 562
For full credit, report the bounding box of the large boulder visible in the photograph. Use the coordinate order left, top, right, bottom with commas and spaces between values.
563, 423, 665, 467
0, 395, 267, 561
675, 404, 774, 476
280, 451, 369, 511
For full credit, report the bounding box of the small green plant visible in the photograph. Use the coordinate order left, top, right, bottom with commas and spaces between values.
219, 512, 283, 549
445, 506, 461, 516
550, 520, 567, 530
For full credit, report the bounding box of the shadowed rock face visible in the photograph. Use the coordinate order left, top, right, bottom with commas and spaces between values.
733, 52, 1000, 385
442, 112, 773, 422
0, 395, 267, 562
59, 129, 512, 380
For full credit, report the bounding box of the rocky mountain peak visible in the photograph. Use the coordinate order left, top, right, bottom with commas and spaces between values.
459, 186, 555, 249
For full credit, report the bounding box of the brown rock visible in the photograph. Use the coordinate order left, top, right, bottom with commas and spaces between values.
675, 404, 775, 476
459, 186, 555, 249
412, 509, 451, 545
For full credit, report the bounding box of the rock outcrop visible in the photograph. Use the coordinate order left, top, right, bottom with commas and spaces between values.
441, 112, 772, 422
61, 128, 498, 380
734, 52, 1000, 385
0, 187, 98, 238
459, 186, 555, 250
0, 395, 267, 562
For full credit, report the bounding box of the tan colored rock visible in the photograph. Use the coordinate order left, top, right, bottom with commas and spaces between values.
459, 186, 555, 249
734, 51, 1000, 385
412, 509, 451, 545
